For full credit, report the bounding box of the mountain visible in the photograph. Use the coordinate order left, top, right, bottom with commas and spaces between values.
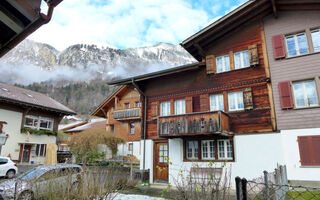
0, 40, 196, 114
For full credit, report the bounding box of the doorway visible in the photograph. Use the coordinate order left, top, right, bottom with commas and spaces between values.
19, 144, 32, 163
154, 141, 168, 182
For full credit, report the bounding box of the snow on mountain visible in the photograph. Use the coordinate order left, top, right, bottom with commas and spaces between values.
0, 40, 196, 85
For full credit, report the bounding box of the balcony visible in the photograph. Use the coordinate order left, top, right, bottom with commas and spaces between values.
158, 111, 230, 137
113, 108, 141, 120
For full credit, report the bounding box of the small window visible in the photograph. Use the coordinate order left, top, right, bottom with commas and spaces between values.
293, 80, 319, 108
39, 117, 53, 130
216, 55, 230, 73
218, 140, 233, 160
298, 135, 320, 166
160, 101, 171, 116
285, 32, 309, 57
186, 140, 198, 160
24, 116, 53, 131
110, 125, 114, 134
36, 144, 47, 157
24, 115, 39, 129
174, 99, 186, 115
311, 29, 320, 52
0, 158, 8, 165
128, 143, 133, 152
129, 123, 135, 134
234, 50, 250, 69
201, 140, 215, 160
210, 94, 224, 111
228, 91, 244, 111
124, 103, 130, 109
136, 102, 141, 108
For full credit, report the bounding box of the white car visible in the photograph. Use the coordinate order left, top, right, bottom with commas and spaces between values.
0, 157, 18, 179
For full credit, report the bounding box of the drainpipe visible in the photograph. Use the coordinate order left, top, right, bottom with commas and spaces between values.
131, 78, 147, 171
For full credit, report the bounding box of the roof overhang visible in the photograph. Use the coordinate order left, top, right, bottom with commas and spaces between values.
107, 62, 201, 85
0, 0, 63, 58
181, 0, 320, 61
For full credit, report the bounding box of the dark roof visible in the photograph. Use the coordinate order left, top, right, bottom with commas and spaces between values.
0, 0, 63, 58
0, 82, 76, 115
108, 62, 200, 85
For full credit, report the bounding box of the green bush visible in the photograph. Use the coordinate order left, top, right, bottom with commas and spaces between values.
21, 127, 57, 136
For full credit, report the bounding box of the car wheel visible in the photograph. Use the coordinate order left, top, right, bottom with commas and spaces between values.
18, 191, 34, 200
6, 170, 15, 179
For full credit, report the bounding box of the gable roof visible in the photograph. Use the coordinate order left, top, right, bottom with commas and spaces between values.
91, 85, 139, 118
181, 0, 320, 61
0, 0, 63, 58
64, 119, 106, 133
0, 82, 76, 115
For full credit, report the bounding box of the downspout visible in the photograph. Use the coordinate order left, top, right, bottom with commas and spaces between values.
131, 78, 147, 171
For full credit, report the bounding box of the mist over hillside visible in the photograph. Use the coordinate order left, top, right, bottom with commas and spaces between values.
1, 40, 195, 114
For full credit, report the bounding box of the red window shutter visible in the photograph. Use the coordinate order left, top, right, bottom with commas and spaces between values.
298, 136, 313, 166
311, 136, 320, 165
192, 96, 200, 112
272, 35, 286, 59
278, 81, 294, 109
200, 94, 209, 111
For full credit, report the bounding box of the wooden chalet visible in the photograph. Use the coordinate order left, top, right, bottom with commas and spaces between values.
91, 85, 142, 160
108, 0, 320, 185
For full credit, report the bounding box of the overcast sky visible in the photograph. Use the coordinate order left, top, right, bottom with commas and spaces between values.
28, 0, 247, 51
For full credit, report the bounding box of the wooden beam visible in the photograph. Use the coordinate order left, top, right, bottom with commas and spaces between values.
0, 11, 24, 33
193, 42, 206, 58
270, 0, 278, 18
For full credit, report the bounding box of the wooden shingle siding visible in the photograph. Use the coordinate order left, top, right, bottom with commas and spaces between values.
264, 11, 320, 130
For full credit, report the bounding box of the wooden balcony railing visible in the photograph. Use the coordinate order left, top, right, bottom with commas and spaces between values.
113, 108, 141, 120
158, 111, 230, 137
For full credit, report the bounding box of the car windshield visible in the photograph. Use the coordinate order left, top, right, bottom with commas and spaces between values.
17, 168, 45, 181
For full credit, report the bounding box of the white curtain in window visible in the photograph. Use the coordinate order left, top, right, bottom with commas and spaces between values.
175, 99, 186, 115
216, 55, 230, 73
311, 29, 320, 52
210, 94, 224, 111
160, 101, 171, 116
234, 50, 249, 69
228, 91, 244, 111
293, 80, 318, 107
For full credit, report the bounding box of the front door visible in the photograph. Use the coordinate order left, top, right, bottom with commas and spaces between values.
19, 144, 32, 163
154, 141, 168, 182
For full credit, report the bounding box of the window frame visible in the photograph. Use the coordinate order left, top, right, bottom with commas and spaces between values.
234, 50, 250, 69
217, 140, 233, 160
186, 140, 199, 160
292, 79, 319, 108
124, 103, 130, 109
228, 91, 244, 112
311, 28, 320, 52
285, 32, 309, 57
184, 138, 234, 162
201, 140, 215, 160
174, 99, 186, 115
129, 122, 135, 134
216, 54, 230, 73
24, 115, 54, 131
36, 144, 47, 157
128, 143, 133, 153
209, 94, 224, 111
160, 101, 171, 116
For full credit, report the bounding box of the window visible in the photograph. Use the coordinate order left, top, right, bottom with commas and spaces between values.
311, 29, 320, 52
218, 140, 233, 160
24, 115, 53, 131
124, 103, 130, 109
216, 55, 230, 73
185, 139, 234, 161
174, 99, 186, 115
159, 144, 168, 163
160, 101, 171, 116
234, 50, 250, 69
201, 140, 215, 160
228, 91, 244, 111
36, 144, 47, 157
0, 158, 8, 165
129, 122, 135, 134
293, 80, 318, 108
210, 94, 224, 111
285, 33, 309, 57
186, 141, 198, 160
128, 143, 133, 152
298, 135, 320, 166
136, 102, 141, 108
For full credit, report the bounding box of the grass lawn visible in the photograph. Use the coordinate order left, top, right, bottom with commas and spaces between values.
285, 191, 320, 200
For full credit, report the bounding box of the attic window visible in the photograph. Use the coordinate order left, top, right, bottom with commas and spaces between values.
25, 93, 33, 98
1, 88, 8, 92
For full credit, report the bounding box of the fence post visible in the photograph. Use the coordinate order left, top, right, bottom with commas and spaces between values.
263, 170, 270, 200
235, 176, 242, 200
241, 178, 248, 200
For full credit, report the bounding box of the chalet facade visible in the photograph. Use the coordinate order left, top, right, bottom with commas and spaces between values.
92, 86, 142, 160
0, 82, 75, 164
263, 8, 320, 184
109, 0, 320, 186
